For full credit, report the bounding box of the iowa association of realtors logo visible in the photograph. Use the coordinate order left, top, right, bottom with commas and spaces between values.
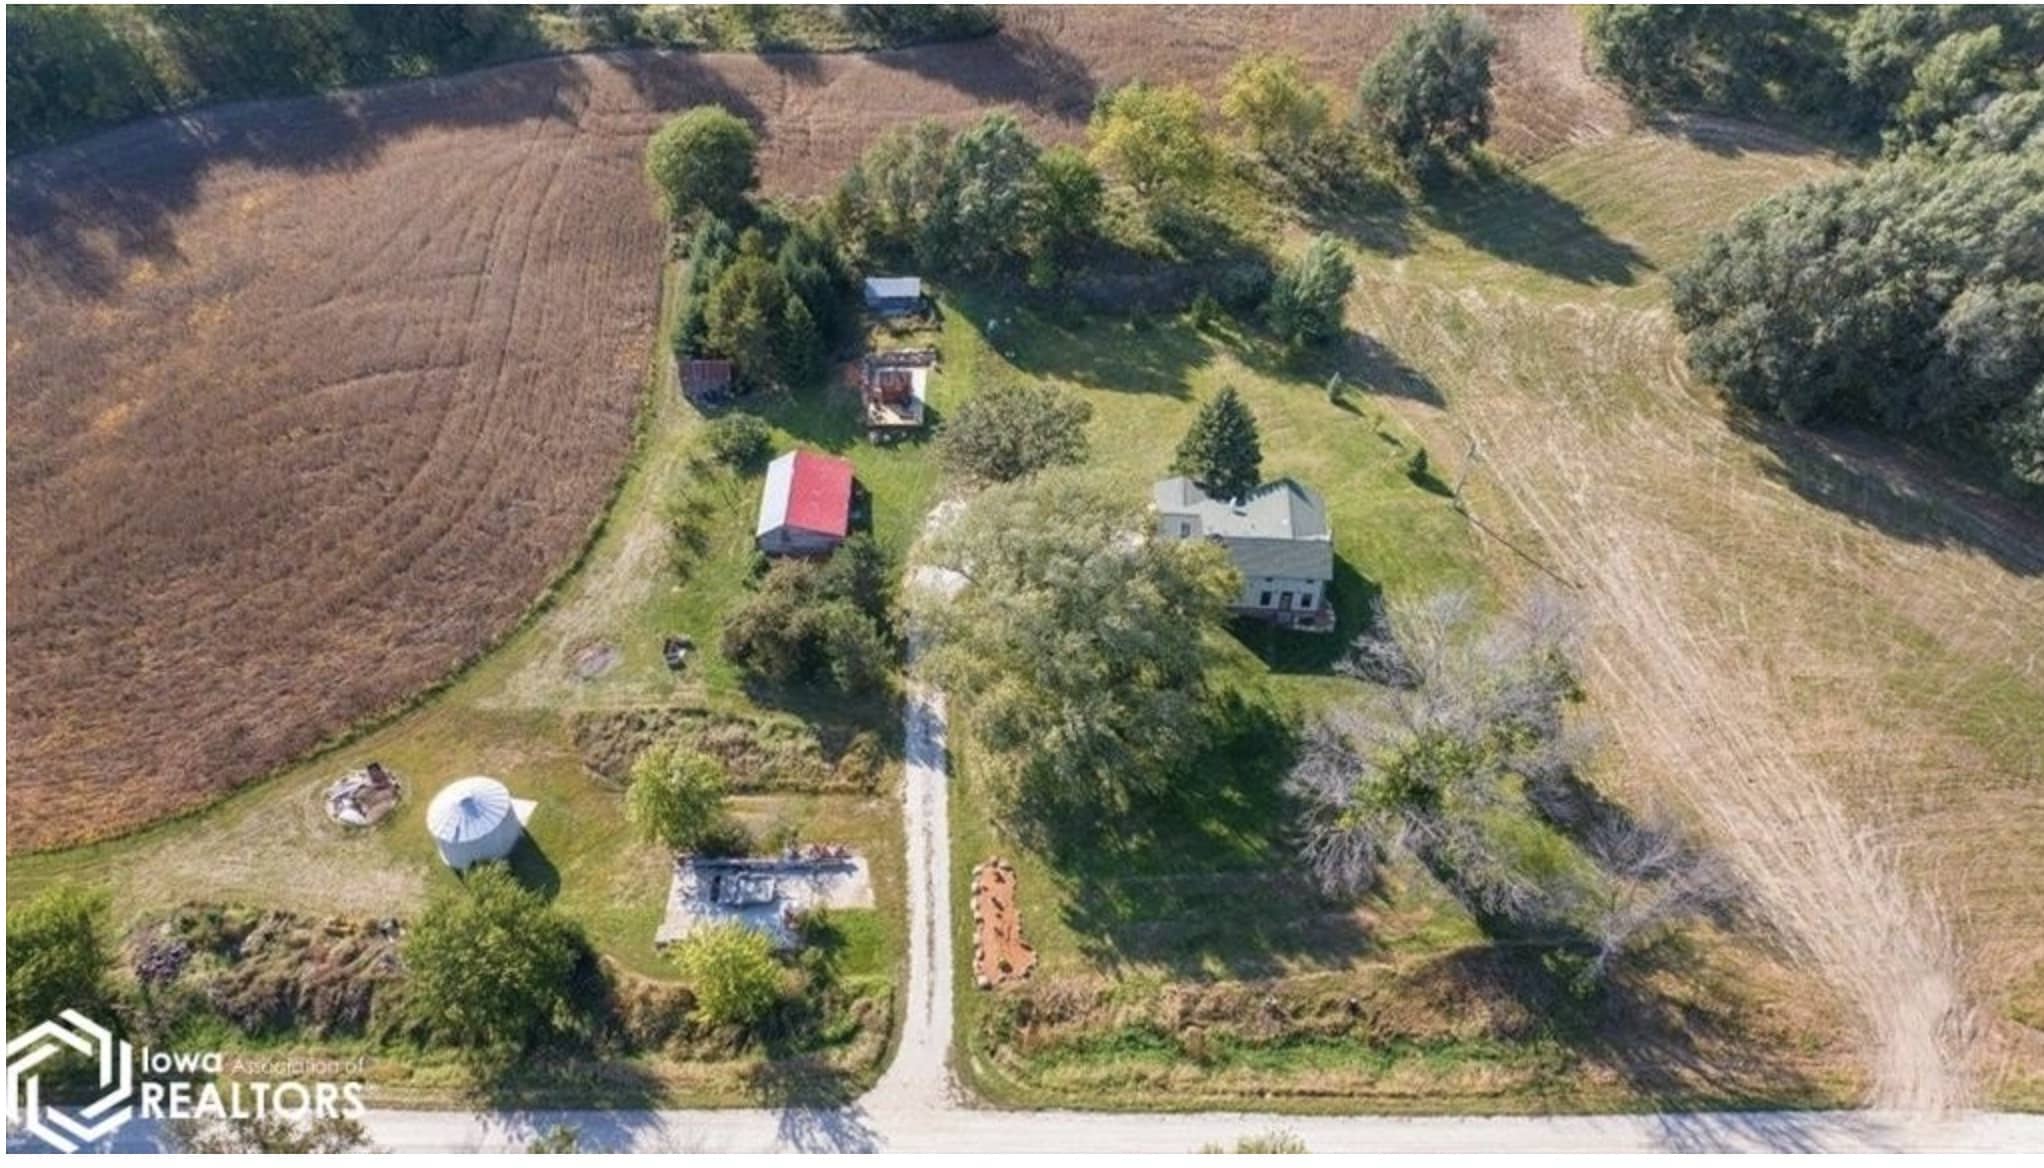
5, 1010, 135, 1153
7, 1010, 368, 1153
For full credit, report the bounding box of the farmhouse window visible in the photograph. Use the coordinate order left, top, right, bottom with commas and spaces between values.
1259, 591, 1273, 608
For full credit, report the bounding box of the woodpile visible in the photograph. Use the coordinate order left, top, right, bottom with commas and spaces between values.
971, 857, 1037, 990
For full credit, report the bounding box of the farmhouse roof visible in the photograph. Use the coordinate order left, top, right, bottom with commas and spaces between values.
757, 450, 854, 539
863, 276, 922, 301
1152, 476, 1334, 582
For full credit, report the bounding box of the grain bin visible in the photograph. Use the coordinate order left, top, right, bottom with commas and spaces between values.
425, 776, 530, 870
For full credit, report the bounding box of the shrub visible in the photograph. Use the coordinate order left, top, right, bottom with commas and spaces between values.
6, 884, 109, 1030
1214, 260, 1275, 314
722, 538, 897, 692
672, 922, 784, 1028
702, 415, 774, 471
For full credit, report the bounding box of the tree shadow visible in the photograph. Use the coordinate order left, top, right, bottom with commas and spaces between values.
467, 1046, 670, 1113
1728, 412, 2044, 577
1032, 691, 1376, 978
947, 287, 1213, 398
1414, 940, 1842, 1120
1420, 161, 1653, 288
613, 48, 769, 126
1641, 110, 1846, 161
7, 52, 602, 299
466, 1108, 672, 1154
742, 1058, 880, 1153
870, 24, 1098, 120
1286, 158, 1416, 258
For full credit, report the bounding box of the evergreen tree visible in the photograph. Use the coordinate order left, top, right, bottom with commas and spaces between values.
1172, 386, 1264, 500
1266, 234, 1355, 350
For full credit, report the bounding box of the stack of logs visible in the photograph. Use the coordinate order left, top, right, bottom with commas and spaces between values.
971, 856, 1038, 990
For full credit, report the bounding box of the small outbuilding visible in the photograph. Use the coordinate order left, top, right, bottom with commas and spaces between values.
426, 776, 533, 870
680, 358, 734, 405
756, 449, 856, 556
862, 276, 924, 317
861, 349, 934, 441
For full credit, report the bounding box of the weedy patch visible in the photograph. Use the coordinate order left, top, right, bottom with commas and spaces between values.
571, 706, 891, 793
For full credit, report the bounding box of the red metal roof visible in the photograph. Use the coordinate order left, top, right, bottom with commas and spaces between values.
780, 450, 853, 537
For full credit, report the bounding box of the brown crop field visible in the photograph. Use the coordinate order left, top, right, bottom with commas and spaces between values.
5, 7, 1620, 850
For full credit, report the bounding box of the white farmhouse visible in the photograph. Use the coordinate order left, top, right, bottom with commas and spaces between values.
1152, 476, 1336, 632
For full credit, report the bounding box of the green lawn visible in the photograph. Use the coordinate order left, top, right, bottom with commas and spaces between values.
938, 130, 1882, 1114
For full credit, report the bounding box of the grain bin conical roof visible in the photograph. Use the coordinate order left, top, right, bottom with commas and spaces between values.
425, 776, 526, 869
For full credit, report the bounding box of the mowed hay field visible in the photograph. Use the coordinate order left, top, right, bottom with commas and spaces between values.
6, 6, 1622, 850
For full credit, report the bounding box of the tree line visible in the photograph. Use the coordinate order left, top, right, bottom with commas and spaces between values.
1671, 92, 2043, 489
1587, 5, 2044, 150
5, 4, 999, 152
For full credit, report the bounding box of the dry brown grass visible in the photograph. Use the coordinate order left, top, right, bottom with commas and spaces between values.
979, 935, 1864, 1112
6, 7, 1618, 852
1349, 131, 2044, 1108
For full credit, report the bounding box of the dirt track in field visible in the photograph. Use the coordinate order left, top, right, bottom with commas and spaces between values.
6, 7, 1620, 850
1354, 130, 2044, 1108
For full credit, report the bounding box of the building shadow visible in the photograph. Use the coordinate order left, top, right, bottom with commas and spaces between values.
504, 834, 563, 901
1234, 557, 1378, 676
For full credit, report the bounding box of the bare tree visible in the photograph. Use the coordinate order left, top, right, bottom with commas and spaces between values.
1292, 587, 1663, 940
1582, 804, 1739, 979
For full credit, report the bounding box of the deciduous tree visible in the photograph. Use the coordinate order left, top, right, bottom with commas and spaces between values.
1022, 145, 1105, 283
404, 864, 582, 1054
644, 106, 758, 222
910, 472, 1240, 823
928, 112, 1040, 272
626, 743, 730, 852
1221, 53, 1332, 160
6, 884, 108, 1030
1357, 9, 1497, 173
938, 382, 1094, 483
1088, 82, 1219, 205
1671, 100, 2044, 486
